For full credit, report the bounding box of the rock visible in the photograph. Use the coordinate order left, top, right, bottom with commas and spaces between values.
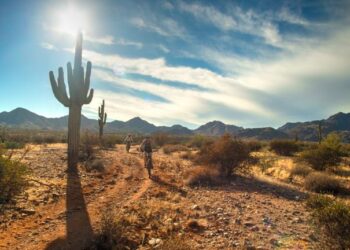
191, 204, 200, 210
149, 238, 162, 246
244, 222, 255, 227
21, 208, 36, 215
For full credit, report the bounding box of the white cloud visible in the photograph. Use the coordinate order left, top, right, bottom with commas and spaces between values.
130, 17, 187, 39
41, 42, 57, 50
117, 38, 143, 49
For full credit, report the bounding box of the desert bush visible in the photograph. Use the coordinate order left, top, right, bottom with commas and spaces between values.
304, 172, 344, 194
92, 209, 132, 250
153, 132, 171, 147
184, 166, 221, 186
163, 144, 189, 154
269, 140, 299, 156
290, 165, 313, 177
196, 134, 251, 178
85, 159, 105, 172
300, 133, 344, 171
307, 195, 350, 249
100, 137, 116, 149
4, 141, 25, 149
180, 150, 194, 160
79, 132, 99, 161
188, 134, 213, 149
0, 149, 28, 206
246, 140, 263, 152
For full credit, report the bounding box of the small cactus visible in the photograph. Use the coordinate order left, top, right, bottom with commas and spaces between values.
318, 122, 323, 144
98, 100, 107, 139
49, 32, 94, 171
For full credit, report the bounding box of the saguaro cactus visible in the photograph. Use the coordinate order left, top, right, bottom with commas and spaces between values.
318, 122, 323, 144
49, 32, 94, 171
98, 100, 107, 139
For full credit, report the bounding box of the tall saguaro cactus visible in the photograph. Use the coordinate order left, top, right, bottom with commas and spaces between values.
49, 32, 94, 171
318, 122, 323, 144
98, 100, 107, 139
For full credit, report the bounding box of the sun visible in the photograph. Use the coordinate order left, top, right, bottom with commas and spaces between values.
56, 6, 87, 35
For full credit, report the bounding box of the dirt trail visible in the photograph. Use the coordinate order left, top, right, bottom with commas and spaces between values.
0, 146, 151, 250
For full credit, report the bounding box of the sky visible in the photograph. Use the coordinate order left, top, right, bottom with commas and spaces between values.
0, 0, 349, 129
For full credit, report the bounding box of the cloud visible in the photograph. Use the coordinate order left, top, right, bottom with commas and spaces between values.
40, 42, 57, 50
117, 38, 143, 49
156, 44, 170, 53
130, 17, 187, 39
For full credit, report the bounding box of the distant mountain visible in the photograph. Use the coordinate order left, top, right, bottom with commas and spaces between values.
194, 121, 242, 136
1, 108, 349, 141
237, 127, 289, 140
278, 112, 350, 141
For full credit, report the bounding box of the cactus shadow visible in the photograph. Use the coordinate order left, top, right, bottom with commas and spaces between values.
45, 167, 93, 250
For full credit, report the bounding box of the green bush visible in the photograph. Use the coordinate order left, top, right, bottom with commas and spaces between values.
300, 133, 344, 171
304, 172, 344, 194
307, 195, 350, 249
188, 134, 213, 149
0, 149, 28, 205
269, 140, 299, 156
4, 141, 25, 149
196, 134, 251, 178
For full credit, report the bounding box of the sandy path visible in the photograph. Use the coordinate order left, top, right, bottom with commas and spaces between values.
0, 147, 151, 250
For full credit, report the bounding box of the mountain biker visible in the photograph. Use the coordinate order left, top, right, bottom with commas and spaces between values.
140, 136, 153, 179
124, 134, 133, 153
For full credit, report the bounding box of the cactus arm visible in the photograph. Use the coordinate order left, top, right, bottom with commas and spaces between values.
74, 32, 82, 70
57, 68, 70, 106
49, 70, 70, 107
67, 62, 74, 98
84, 89, 94, 104
84, 62, 92, 96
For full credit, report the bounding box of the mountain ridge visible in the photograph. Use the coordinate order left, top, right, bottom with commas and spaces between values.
1, 108, 350, 141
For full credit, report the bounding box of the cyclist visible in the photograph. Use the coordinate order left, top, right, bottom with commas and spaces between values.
124, 134, 133, 153
140, 136, 153, 179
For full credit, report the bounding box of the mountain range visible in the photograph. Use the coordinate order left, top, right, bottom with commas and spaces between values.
1, 108, 350, 142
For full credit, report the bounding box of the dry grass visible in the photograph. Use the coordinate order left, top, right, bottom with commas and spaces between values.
163, 144, 189, 155
304, 172, 345, 194
290, 164, 313, 177
183, 166, 221, 187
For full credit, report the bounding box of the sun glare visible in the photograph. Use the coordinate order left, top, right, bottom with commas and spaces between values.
56, 6, 87, 35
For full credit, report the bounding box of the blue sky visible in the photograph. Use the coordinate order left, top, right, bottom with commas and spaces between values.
0, 0, 349, 129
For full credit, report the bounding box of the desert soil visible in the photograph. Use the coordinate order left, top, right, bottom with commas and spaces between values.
0, 144, 318, 249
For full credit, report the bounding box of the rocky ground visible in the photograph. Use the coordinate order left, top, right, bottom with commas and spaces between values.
0, 144, 321, 249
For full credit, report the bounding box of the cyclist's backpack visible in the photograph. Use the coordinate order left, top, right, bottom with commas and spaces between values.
143, 140, 152, 153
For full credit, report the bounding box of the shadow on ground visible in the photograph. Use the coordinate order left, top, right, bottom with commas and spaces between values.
45, 166, 93, 250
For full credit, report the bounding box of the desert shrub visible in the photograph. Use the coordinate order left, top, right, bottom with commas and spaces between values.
300, 133, 344, 171
180, 150, 194, 160
246, 140, 263, 152
0, 149, 28, 206
85, 159, 105, 172
153, 132, 171, 147
307, 195, 350, 249
290, 165, 313, 177
269, 140, 299, 156
80, 132, 99, 161
196, 134, 251, 177
184, 166, 221, 186
163, 144, 189, 154
100, 137, 116, 149
4, 141, 25, 149
92, 209, 132, 250
188, 134, 213, 149
304, 172, 344, 194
